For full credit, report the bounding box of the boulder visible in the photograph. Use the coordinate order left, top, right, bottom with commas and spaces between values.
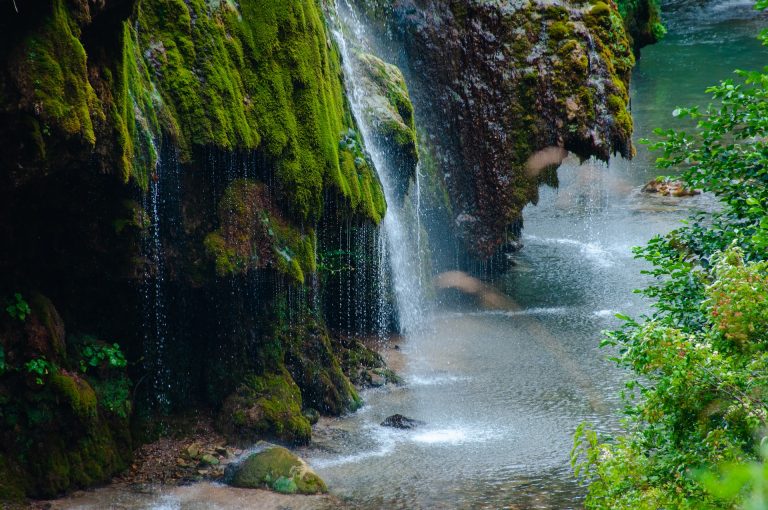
642, 179, 700, 197
381, 414, 425, 429
225, 445, 327, 495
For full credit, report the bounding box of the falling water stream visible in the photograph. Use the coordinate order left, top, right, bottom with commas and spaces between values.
49, 1, 768, 509
331, 0, 429, 334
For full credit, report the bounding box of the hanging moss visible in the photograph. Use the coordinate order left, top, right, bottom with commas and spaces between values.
134, 0, 386, 224
109, 23, 164, 188
12, 0, 98, 145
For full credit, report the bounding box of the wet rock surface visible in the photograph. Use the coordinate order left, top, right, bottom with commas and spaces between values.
350, 0, 637, 260
642, 179, 701, 197
380, 414, 426, 429
225, 444, 327, 495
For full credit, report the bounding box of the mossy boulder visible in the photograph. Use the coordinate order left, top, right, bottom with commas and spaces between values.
353, 51, 418, 204
226, 444, 327, 495
218, 367, 312, 445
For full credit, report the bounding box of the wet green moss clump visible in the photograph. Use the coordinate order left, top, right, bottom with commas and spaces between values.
226, 445, 327, 494
218, 367, 312, 445
203, 179, 316, 284
353, 51, 418, 202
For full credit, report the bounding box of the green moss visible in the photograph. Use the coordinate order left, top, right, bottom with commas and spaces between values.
353, 52, 418, 200
203, 178, 319, 283
50, 373, 98, 423
588, 2, 612, 18
134, 0, 385, 224
218, 367, 311, 445
19, 0, 97, 145
549, 21, 574, 41
228, 445, 327, 494
111, 23, 163, 188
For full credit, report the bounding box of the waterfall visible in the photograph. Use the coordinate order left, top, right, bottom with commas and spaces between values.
331, 0, 428, 335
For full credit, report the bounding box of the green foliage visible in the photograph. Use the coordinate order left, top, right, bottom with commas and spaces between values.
6, 292, 31, 321
79, 342, 128, 373
0, 346, 5, 375
698, 441, 768, 510
574, 11, 768, 508
25, 357, 53, 385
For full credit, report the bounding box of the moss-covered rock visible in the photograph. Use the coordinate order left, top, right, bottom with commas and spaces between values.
218, 367, 312, 445
352, 51, 418, 203
0, 296, 133, 499
50, 372, 98, 423
282, 318, 363, 416
615, 0, 665, 51
203, 179, 317, 284
226, 444, 327, 495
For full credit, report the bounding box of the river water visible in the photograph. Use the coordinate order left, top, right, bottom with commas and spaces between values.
300, 2, 768, 509
49, 2, 767, 509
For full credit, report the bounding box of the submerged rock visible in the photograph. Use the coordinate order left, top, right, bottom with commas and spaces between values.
381, 414, 426, 429
225, 445, 327, 495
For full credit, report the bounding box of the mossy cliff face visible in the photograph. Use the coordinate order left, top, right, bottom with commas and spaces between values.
0, 296, 132, 499
133, 0, 385, 224
0, 0, 396, 500
351, 0, 638, 260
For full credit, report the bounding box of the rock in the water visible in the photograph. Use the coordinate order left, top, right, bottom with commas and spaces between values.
225, 445, 327, 495
642, 179, 700, 197
381, 414, 425, 429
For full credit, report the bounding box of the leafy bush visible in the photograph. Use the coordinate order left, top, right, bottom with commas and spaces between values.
79, 342, 127, 373
573, 6, 768, 508
5, 293, 31, 322
24, 357, 53, 385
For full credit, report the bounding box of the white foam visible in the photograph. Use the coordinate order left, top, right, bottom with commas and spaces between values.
412, 428, 468, 444
408, 374, 470, 386
439, 307, 569, 320
523, 235, 615, 267
593, 309, 618, 319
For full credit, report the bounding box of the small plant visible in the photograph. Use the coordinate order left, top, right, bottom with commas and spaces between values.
79, 342, 127, 373
5, 293, 31, 321
25, 357, 52, 385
